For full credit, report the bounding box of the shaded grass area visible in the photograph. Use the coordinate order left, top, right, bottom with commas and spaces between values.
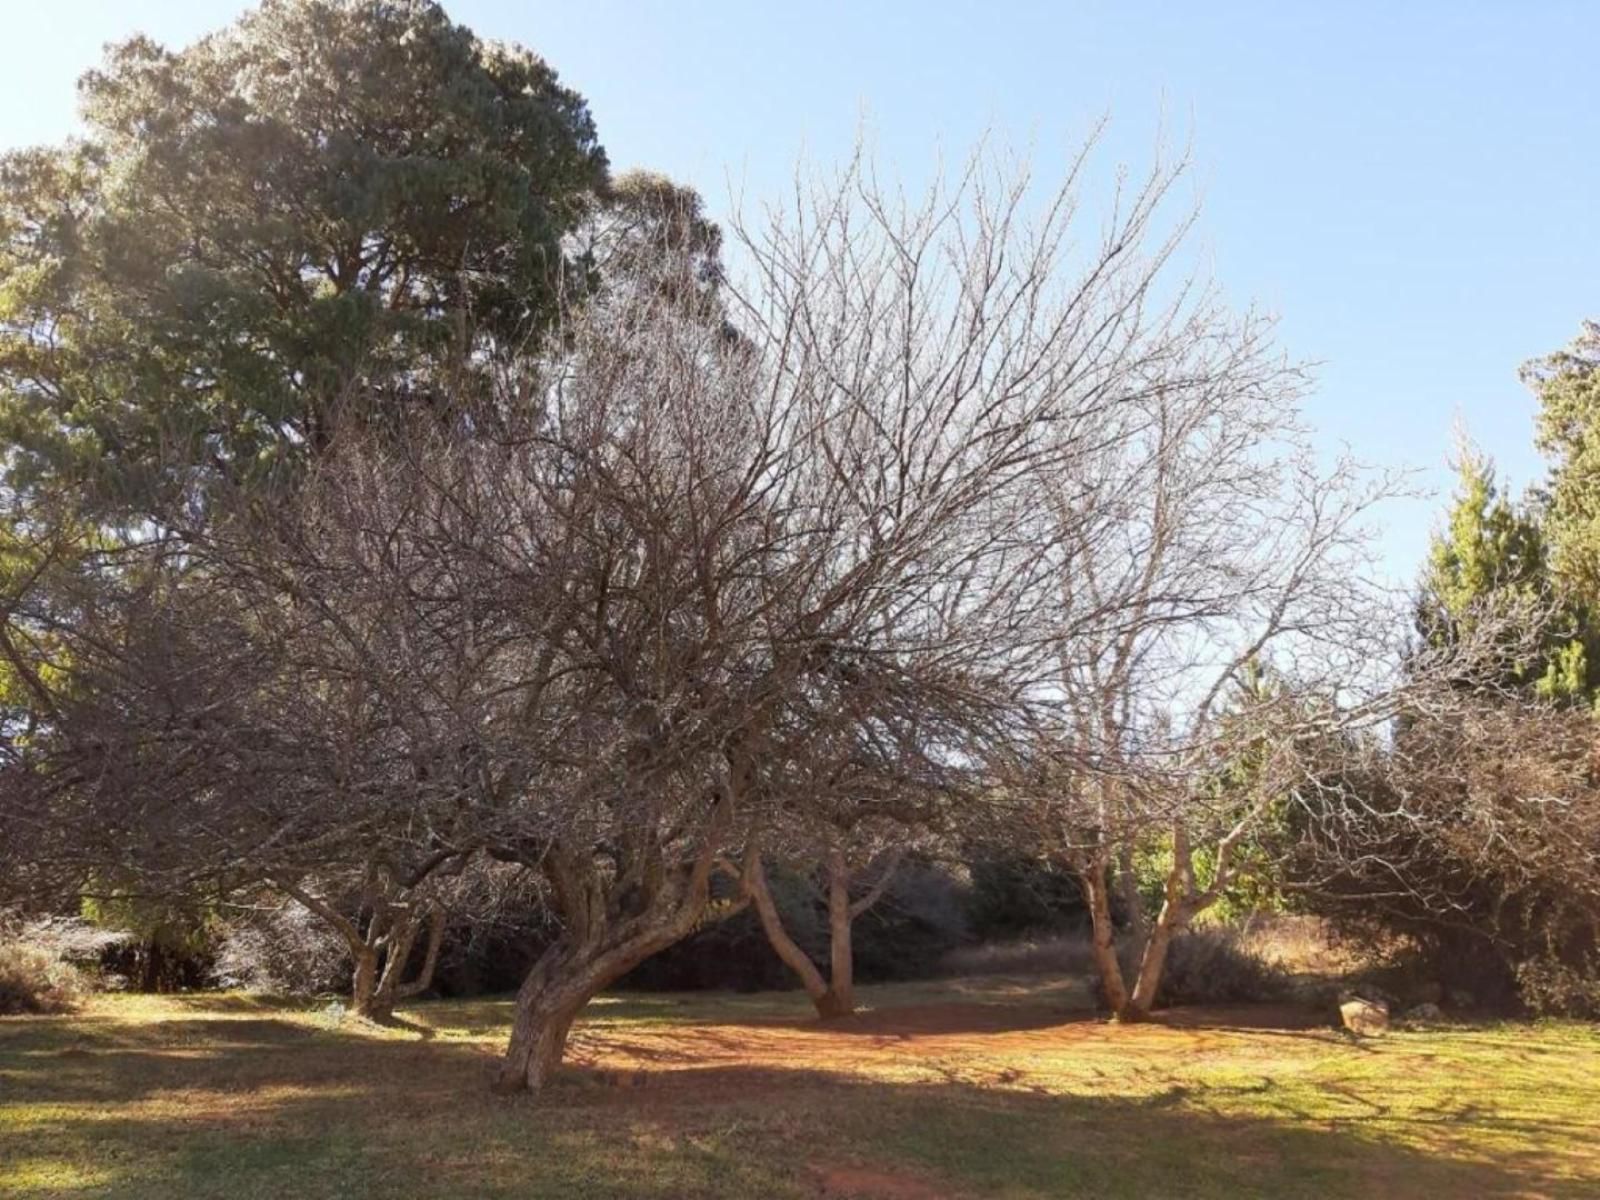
2, 977, 1596, 1199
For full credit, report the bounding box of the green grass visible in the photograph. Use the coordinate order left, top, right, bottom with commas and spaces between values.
2, 976, 1596, 1198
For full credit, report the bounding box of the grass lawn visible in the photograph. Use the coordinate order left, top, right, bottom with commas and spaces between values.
2, 975, 1596, 1199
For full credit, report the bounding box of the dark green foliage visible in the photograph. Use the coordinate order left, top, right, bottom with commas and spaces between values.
1532, 320, 1600, 601
1417, 452, 1600, 703
963, 857, 1088, 940
0, 0, 608, 504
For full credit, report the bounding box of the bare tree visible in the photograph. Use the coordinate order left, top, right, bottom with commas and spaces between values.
1014, 369, 1532, 1018
731, 774, 924, 1019
1285, 690, 1600, 1014
4, 133, 1388, 1091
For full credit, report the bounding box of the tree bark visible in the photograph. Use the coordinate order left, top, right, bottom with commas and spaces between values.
823, 846, 855, 1018
394, 907, 446, 1001
350, 946, 380, 1018
493, 832, 723, 1093
364, 906, 446, 1022
370, 911, 419, 1018
1121, 821, 1227, 1021
1126, 903, 1182, 1019
741, 844, 887, 1021
1080, 853, 1130, 1016
744, 850, 846, 1017
495, 945, 593, 1093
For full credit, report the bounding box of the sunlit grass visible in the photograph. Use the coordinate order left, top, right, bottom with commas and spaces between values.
2, 978, 1596, 1198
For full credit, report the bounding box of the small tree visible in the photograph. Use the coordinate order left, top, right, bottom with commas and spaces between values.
1009, 295, 1514, 1018
1418, 449, 1598, 703
736, 820, 914, 1020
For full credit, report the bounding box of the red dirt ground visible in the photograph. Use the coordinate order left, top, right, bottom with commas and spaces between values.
556, 1000, 1333, 1104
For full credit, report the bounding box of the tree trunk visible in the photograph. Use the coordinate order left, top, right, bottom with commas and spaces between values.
823, 846, 856, 1018
395, 908, 446, 1001
364, 912, 420, 1021
1080, 854, 1130, 1016
495, 946, 592, 1094
1123, 844, 1198, 1021
1126, 905, 1180, 1020
744, 851, 845, 1017
742, 846, 868, 1020
350, 946, 381, 1018
493, 840, 722, 1093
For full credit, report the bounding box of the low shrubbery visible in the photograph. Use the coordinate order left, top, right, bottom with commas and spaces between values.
0, 940, 86, 1014
0, 914, 127, 1015
939, 922, 1289, 1008
213, 904, 351, 996
1153, 926, 1288, 1006
938, 932, 1097, 978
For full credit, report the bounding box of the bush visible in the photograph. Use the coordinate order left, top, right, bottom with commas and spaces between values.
1152, 927, 1288, 1006
963, 857, 1087, 941
1286, 701, 1600, 1017
940, 924, 1286, 1008
0, 915, 124, 1014
851, 860, 971, 982
0, 941, 87, 1014
213, 904, 349, 995
82, 895, 219, 992
1516, 956, 1600, 1019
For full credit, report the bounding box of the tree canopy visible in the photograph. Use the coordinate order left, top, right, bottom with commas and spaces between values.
0, 0, 607, 504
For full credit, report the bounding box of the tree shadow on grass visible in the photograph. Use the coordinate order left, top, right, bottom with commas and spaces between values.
2, 1007, 1595, 1200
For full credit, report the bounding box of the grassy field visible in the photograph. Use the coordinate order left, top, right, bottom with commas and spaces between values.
2, 975, 1597, 1199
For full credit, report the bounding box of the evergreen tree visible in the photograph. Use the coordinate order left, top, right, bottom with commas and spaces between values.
0, 0, 608, 505
1419, 451, 1598, 704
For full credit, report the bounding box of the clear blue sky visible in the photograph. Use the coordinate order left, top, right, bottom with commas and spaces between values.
4, 2, 1597, 582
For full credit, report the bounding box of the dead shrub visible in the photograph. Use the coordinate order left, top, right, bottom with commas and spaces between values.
0, 913, 129, 1014
213, 904, 350, 995
0, 939, 87, 1014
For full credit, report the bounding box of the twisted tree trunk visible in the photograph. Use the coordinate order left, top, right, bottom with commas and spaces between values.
493, 836, 723, 1094
368, 906, 446, 1021
823, 846, 856, 1017
744, 849, 851, 1017
1085, 821, 1238, 1023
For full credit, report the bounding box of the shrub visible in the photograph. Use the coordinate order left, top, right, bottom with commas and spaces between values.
0, 941, 87, 1014
1286, 700, 1600, 1017
213, 903, 349, 995
852, 860, 971, 982
1234, 914, 1376, 976
1152, 927, 1288, 1006
939, 924, 1286, 1008
82, 895, 219, 992
1516, 955, 1600, 1019
963, 857, 1088, 940
939, 932, 1097, 978
0, 915, 123, 1014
